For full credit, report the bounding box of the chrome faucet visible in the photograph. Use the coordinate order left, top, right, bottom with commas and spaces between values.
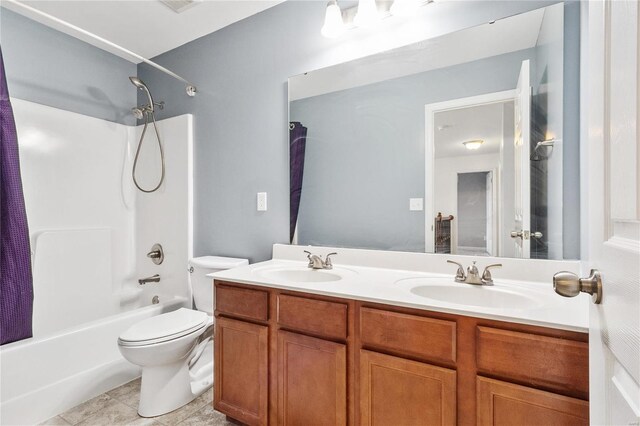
304, 250, 337, 270
480, 264, 502, 285
466, 261, 483, 285
138, 274, 160, 285
447, 260, 502, 286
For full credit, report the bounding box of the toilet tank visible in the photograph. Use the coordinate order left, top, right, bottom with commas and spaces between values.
189, 256, 248, 314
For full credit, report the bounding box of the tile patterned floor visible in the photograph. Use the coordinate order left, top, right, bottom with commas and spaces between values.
39, 379, 234, 426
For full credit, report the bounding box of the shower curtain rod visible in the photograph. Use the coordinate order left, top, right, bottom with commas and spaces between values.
3, 0, 197, 97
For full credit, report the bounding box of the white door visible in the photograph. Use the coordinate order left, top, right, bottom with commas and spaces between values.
513, 60, 532, 258
586, 1, 640, 424
485, 171, 494, 256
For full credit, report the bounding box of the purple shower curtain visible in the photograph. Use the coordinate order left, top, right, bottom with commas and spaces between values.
0, 48, 34, 345
289, 122, 307, 242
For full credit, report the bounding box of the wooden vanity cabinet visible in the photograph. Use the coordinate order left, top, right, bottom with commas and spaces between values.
359, 350, 456, 426
476, 377, 589, 426
213, 280, 272, 424
214, 286, 269, 426
277, 330, 347, 425
213, 280, 589, 426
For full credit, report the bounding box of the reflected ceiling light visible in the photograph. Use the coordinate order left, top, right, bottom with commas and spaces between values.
463, 139, 484, 150
354, 0, 381, 28
321, 0, 346, 38
390, 0, 420, 17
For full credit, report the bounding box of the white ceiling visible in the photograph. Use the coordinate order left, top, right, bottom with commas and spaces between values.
434, 101, 512, 159
3, 0, 284, 62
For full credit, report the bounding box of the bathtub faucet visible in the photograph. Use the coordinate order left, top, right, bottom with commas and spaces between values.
138, 274, 160, 285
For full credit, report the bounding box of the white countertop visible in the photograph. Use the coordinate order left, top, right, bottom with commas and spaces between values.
210, 258, 589, 333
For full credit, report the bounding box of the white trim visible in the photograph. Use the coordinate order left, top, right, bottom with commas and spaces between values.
425, 90, 516, 253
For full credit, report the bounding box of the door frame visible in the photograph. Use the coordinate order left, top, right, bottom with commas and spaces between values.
425, 90, 516, 253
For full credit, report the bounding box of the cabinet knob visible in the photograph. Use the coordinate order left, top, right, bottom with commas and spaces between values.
553, 270, 603, 304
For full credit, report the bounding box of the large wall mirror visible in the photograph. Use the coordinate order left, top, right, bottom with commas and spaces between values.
288, 2, 580, 260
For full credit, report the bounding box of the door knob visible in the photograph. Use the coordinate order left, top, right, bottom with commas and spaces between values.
553, 269, 602, 304
511, 230, 543, 239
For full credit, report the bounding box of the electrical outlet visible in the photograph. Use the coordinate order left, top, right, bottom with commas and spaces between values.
409, 198, 424, 211
257, 192, 267, 211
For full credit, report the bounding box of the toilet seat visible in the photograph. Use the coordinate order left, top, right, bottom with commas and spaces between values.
118, 308, 209, 347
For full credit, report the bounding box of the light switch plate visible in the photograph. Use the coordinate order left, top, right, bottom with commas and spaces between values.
409, 198, 424, 211
257, 192, 267, 211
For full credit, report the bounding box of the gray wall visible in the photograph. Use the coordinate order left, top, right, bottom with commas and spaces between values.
291, 48, 536, 252
562, 1, 581, 259
457, 172, 488, 249
139, 0, 565, 262
528, 1, 580, 260
0, 8, 136, 125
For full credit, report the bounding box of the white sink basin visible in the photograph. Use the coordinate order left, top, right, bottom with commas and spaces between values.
396, 278, 541, 310
252, 265, 356, 283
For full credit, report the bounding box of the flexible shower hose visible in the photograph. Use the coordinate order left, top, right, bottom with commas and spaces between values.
132, 110, 165, 193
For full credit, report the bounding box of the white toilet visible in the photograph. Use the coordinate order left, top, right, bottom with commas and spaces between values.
117, 256, 248, 417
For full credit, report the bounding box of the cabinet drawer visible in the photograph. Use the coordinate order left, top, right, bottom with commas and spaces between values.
477, 377, 589, 426
277, 294, 348, 340
476, 326, 589, 399
360, 307, 456, 364
216, 283, 269, 322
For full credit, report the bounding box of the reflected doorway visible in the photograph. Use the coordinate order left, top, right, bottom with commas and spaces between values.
426, 90, 516, 257
457, 171, 494, 256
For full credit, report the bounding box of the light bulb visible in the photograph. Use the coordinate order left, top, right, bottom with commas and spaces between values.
390, 0, 420, 17
462, 140, 484, 150
321, 1, 346, 38
354, 0, 381, 28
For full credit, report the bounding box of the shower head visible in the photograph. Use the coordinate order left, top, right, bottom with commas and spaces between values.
129, 76, 155, 112
129, 76, 146, 89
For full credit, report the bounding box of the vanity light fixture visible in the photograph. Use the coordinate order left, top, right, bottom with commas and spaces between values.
354, 0, 382, 28
321, 0, 434, 38
463, 139, 484, 150
321, 0, 346, 38
390, 0, 421, 17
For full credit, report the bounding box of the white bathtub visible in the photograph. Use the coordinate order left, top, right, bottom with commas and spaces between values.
0, 296, 188, 426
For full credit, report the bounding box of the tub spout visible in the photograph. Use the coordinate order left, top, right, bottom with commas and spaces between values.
138, 274, 160, 285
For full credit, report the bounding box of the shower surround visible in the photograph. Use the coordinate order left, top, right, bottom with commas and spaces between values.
0, 99, 194, 425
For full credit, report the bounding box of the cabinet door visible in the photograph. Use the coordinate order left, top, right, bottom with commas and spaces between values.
477, 377, 589, 426
359, 350, 456, 426
214, 317, 268, 426
277, 330, 347, 426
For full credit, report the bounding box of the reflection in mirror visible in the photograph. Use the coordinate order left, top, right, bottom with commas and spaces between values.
289, 3, 580, 260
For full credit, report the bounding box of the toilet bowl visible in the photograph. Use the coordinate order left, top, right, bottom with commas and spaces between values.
117, 256, 248, 417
